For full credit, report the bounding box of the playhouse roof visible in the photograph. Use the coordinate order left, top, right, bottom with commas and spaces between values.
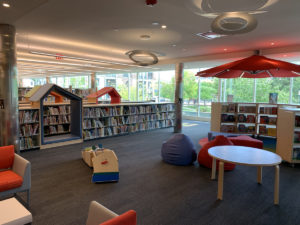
87, 87, 121, 99
24, 86, 41, 98
29, 83, 82, 102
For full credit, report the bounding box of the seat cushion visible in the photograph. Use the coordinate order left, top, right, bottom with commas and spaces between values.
198, 135, 236, 171
100, 210, 137, 225
0, 170, 23, 192
0, 145, 14, 170
161, 134, 197, 166
229, 135, 263, 149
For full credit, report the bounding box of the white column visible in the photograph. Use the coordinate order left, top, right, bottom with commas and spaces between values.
0, 24, 19, 151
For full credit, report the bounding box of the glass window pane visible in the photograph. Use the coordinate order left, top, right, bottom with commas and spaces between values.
159, 70, 175, 102
256, 78, 290, 103
224, 78, 254, 102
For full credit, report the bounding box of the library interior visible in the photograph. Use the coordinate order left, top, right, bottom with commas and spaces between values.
1, 1, 300, 225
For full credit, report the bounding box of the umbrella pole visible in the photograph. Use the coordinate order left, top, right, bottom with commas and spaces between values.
174, 62, 183, 133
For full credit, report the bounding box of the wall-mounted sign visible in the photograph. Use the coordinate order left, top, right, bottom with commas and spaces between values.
55, 53, 64, 60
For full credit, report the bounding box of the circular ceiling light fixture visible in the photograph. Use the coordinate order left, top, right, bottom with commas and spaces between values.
211, 12, 257, 34
126, 50, 158, 66
185, 0, 278, 18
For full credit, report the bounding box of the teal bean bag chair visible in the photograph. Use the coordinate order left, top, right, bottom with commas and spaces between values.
161, 134, 197, 166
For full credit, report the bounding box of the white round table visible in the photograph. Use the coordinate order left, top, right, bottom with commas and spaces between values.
208, 145, 282, 204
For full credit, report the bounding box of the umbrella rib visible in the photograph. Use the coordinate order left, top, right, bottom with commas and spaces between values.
266, 70, 273, 77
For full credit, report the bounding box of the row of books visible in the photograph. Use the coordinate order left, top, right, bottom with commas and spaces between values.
83, 113, 175, 129
259, 107, 277, 115
237, 124, 255, 133
237, 114, 256, 123
83, 104, 175, 118
44, 106, 71, 116
44, 115, 70, 125
20, 137, 39, 150
83, 120, 175, 140
259, 116, 277, 125
19, 110, 39, 124
221, 114, 236, 122
238, 106, 256, 113
44, 125, 70, 135
20, 124, 39, 137
258, 126, 276, 136
221, 104, 236, 113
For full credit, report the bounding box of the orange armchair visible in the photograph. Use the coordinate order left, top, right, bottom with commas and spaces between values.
0, 145, 31, 206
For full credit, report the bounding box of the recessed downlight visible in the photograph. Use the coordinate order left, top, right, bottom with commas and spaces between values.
140, 35, 151, 40
152, 22, 159, 26
2, 2, 10, 7
161, 25, 167, 29
172, 44, 176, 47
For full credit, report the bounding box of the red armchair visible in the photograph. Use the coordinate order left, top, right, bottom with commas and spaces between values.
0, 145, 31, 206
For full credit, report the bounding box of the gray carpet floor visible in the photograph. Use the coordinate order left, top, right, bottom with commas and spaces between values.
16, 120, 300, 225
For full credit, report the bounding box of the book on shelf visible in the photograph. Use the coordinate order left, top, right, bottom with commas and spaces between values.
293, 148, 300, 160
246, 115, 256, 123
247, 126, 255, 133
295, 116, 300, 127
228, 103, 236, 113
237, 114, 246, 122
269, 93, 278, 104
267, 128, 276, 136
260, 116, 269, 124
237, 124, 247, 132
239, 106, 245, 113
268, 117, 277, 125
220, 124, 235, 133
294, 131, 300, 143
221, 114, 235, 122
259, 125, 267, 135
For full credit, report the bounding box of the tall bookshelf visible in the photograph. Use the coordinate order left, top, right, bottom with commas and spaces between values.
82, 103, 175, 140
19, 107, 40, 151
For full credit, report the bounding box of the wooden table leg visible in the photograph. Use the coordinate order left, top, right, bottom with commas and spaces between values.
274, 165, 280, 205
257, 166, 262, 184
217, 161, 224, 200
211, 158, 216, 180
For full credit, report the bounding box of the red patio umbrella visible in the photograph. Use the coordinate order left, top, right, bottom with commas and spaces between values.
196, 55, 300, 78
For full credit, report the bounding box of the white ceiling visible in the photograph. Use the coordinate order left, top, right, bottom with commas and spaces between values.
1, 0, 300, 77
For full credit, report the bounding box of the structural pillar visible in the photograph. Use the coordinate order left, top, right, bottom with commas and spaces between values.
46, 76, 50, 84
90, 72, 96, 92
0, 24, 19, 151
174, 63, 183, 133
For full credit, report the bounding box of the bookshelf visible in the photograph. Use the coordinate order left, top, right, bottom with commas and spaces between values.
19, 107, 40, 151
43, 104, 71, 139
82, 103, 175, 140
211, 102, 296, 137
276, 107, 300, 164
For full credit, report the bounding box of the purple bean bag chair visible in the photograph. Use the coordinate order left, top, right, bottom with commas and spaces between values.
161, 134, 197, 166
